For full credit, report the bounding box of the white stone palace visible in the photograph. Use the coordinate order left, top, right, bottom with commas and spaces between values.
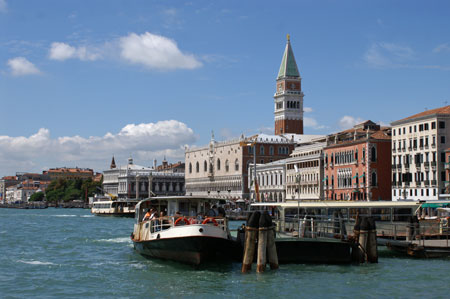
102, 156, 185, 199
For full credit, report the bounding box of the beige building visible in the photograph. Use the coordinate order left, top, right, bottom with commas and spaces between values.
286, 140, 326, 200
391, 105, 450, 201
185, 134, 294, 200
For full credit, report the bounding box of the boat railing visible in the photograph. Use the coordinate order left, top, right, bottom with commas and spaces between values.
279, 215, 348, 239
136, 216, 228, 239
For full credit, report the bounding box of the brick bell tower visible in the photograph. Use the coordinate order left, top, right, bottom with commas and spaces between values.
274, 34, 304, 135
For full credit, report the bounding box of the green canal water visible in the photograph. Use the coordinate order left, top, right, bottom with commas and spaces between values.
1, 208, 449, 298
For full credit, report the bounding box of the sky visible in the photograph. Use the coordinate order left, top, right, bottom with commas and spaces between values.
1, 0, 450, 177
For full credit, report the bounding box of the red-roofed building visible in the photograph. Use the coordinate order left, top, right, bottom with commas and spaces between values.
391, 105, 450, 200
323, 121, 392, 201
43, 167, 94, 181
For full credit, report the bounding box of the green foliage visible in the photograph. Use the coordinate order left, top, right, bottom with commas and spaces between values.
29, 191, 45, 202
45, 178, 102, 202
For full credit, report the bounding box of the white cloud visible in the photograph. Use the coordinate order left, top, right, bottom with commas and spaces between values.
0, 120, 196, 176
0, 0, 7, 13
433, 43, 450, 53
7, 57, 41, 76
119, 32, 202, 70
49, 42, 101, 61
364, 42, 414, 68
303, 107, 313, 113
338, 116, 364, 130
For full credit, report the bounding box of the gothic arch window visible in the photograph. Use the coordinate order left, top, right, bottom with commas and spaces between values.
204, 161, 207, 172
189, 163, 192, 173
225, 159, 229, 172
371, 172, 377, 186
235, 159, 239, 171
269, 146, 274, 155
196, 162, 199, 173
217, 159, 221, 171
355, 149, 358, 161
371, 146, 377, 162
260, 145, 265, 155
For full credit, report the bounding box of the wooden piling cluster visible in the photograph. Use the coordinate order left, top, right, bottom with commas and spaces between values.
242, 211, 279, 273
352, 215, 378, 263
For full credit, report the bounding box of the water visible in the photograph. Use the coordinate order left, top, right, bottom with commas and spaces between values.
1, 208, 449, 298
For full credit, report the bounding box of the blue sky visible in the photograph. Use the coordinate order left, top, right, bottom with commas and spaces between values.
1, 0, 450, 176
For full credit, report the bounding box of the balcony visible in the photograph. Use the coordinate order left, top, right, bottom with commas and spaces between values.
419, 145, 424, 150
402, 148, 406, 152
415, 163, 421, 169
445, 162, 450, 170
425, 145, 429, 149
432, 143, 436, 149
392, 148, 397, 153
408, 147, 412, 151
424, 161, 430, 171
324, 163, 328, 168
424, 180, 430, 186
431, 180, 437, 186
431, 161, 437, 170
445, 181, 449, 188
397, 164, 402, 169
404, 164, 410, 171
392, 181, 397, 187
404, 182, 410, 187
330, 163, 334, 168
392, 164, 396, 169
360, 183, 365, 188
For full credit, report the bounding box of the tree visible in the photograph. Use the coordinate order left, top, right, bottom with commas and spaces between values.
29, 191, 45, 202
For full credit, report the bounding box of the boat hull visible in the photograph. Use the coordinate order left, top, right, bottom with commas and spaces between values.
133, 236, 240, 265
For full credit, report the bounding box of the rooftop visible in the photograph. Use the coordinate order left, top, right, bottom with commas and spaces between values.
392, 105, 450, 124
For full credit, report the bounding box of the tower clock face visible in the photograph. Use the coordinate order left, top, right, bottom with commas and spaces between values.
291, 83, 295, 89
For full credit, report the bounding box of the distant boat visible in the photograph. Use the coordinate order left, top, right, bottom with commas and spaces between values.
91, 199, 139, 217
131, 196, 240, 265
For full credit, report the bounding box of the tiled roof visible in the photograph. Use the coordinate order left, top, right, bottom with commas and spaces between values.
395, 105, 450, 123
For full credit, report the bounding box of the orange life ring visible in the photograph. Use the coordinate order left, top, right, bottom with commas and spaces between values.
202, 217, 218, 226
174, 217, 190, 226
189, 218, 198, 224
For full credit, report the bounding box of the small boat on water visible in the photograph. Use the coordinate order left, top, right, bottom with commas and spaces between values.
131, 196, 240, 265
91, 199, 139, 217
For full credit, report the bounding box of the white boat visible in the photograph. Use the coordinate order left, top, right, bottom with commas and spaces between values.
91, 199, 139, 217
131, 196, 240, 265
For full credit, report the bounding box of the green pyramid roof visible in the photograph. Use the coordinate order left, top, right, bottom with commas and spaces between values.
277, 37, 300, 79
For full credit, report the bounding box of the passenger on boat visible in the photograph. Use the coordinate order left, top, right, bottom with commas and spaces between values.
218, 206, 226, 217
149, 208, 158, 220
143, 209, 151, 221
206, 203, 217, 217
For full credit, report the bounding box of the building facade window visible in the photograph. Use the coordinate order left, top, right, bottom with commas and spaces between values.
196, 162, 199, 173
269, 146, 274, 155
371, 172, 377, 187
235, 159, 239, 171
204, 161, 207, 172
217, 159, 221, 171
189, 163, 192, 173
225, 160, 229, 172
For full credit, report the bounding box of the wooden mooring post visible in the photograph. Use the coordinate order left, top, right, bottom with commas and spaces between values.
242, 211, 279, 273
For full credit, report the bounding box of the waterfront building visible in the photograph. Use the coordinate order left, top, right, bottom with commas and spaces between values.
391, 105, 450, 201
44, 167, 94, 181
323, 121, 392, 201
286, 140, 327, 200
248, 159, 287, 202
102, 156, 184, 199
0, 176, 19, 203
185, 133, 295, 200
445, 148, 450, 194
274, 35, 304, 135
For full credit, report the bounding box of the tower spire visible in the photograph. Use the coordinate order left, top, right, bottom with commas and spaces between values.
110, 155, 116, 169
274, 35, 304, 135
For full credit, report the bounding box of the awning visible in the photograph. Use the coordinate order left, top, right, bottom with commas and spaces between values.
421, 203, 450, 208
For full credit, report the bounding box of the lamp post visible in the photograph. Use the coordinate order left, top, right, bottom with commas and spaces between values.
240, 140, 258, 202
